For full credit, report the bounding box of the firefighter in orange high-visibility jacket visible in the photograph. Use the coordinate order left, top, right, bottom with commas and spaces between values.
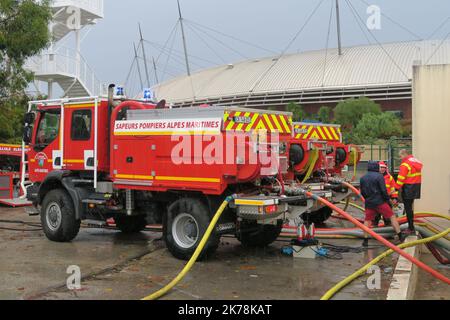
373, 161, 399, 227
395, 149, 423, 234
379, 161, 399, 199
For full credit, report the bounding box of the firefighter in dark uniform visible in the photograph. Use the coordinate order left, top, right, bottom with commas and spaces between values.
395, 149, 423, 234
360, 161, 404, 247
373, 161, 398, 227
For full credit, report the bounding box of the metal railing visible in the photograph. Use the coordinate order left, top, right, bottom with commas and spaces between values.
360, 144, 389, 162
358, 139, 413, 174
26, 46, 105, 97
388, 138, 412, 174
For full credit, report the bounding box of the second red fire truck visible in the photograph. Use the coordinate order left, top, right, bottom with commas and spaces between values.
0, 144, 30, 207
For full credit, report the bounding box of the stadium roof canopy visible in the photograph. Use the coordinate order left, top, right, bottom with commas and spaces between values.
153, 40, 450, 107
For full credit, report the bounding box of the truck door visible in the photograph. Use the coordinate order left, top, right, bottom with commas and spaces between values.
29, 109, 61, 182
63, 107, 95, 171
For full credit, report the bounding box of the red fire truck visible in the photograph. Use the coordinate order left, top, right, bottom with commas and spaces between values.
0, 144, 31, 207
21, 87, 356, 260
283, 122, 361, 223
290, 122, 361, 176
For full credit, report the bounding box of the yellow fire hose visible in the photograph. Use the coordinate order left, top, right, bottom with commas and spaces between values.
424, 224, 450, 241
301, 148, 319, 184
142, 196, 233, 300
414, 211, 450, 221
342, 197, 350, 211
347, 146, 358, 180
339, 200, 365, 212
320, 227, 450, 300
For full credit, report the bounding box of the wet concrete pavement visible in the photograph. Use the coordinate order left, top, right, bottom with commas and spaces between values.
0, 207, 158, 300
22, 239, 397, 300
0, 205, 445, 300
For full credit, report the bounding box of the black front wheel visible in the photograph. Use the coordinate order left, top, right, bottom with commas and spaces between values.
40, 189, 80, 242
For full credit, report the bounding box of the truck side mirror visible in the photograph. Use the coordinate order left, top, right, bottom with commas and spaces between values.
23, 112, 35, 125
23, 126, 33, 145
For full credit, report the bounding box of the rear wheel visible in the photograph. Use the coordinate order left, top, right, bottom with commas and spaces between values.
163, 198, 220, 261
237, 220, 283, 247
114, 215, 147, 233
41, 189, 80, 242
301, 207, 333, 225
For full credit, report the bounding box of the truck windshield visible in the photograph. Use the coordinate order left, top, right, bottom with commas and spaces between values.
35, 111, 60, 149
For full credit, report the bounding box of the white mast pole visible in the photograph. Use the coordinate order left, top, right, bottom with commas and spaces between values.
177, 0, 191, 76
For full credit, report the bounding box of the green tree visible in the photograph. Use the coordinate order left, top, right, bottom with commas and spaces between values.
317, 106, 332, 123
350, 112, 403, 145
0, 0, 51, 142
334, 97, 382, 129
0, 95, 28, 143
286, 102, 307, 122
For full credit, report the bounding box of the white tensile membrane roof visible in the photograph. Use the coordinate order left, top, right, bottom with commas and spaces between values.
152, 40, 450, 105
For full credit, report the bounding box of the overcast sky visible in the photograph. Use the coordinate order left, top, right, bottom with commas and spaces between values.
71, 0, 450, 91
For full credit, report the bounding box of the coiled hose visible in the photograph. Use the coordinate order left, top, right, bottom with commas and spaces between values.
301, 148, 319, 184
348, 146, 359, 181
142, 196, 234, 300
321, 227, 450, 300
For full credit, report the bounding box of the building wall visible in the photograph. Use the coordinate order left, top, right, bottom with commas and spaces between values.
302, 98, 412, 120
412, 64, 450, 214
379, 99, 412, 119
